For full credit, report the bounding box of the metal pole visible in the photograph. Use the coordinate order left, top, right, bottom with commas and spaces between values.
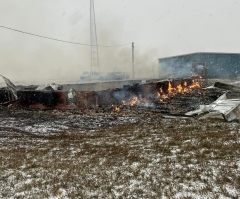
90, 0, 100, 74
132, 42, 135, 79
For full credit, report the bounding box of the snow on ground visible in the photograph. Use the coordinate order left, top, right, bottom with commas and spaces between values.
0, 109, 239, 198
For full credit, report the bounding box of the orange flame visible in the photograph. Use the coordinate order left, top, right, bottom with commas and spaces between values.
129, 96, 138, 106
176, 84, 183, 93
158, 80, 202, 102
167, 82, 175, 94
189, 80, 201, 89
112, 105, 120, 112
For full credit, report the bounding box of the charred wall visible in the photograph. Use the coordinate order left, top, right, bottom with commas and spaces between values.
1, 78, 199, 110
17, 91, 67, 107
0, 90, 11, 104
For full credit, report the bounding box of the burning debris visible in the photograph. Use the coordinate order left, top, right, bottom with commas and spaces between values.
156, 79, 201, 102
108, 78, 203, 114
112, 105, 120, 112
1, 74, 239, 122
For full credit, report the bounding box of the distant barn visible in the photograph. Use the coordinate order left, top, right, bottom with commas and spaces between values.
158, 52, 240, 79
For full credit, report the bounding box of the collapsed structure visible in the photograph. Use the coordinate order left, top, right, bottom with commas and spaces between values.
1, 66, 240, 122
0, 75, 203, 111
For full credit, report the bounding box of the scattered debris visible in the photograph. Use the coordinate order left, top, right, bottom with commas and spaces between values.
1, 74, 240, 122
36, 83, 63, 91
214, 81, 240, 91
189, 81, 240, 122
0, 75, 18, 104
67, 88, 77, 105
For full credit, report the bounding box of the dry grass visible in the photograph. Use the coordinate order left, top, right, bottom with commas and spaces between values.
0, 110, 239, 198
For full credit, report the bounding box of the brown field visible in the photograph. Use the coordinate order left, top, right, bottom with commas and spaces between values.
0, 108, 239, 198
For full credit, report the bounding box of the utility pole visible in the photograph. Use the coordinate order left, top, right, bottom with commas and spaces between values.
132, 42, 135, 79
90, 0, 99, 74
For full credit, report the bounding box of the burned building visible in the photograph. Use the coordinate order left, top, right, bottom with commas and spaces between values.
158, 52, 240, 79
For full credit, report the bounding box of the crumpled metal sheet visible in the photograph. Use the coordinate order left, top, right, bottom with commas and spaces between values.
0, 75, 18, 101
185, 93, 240, 121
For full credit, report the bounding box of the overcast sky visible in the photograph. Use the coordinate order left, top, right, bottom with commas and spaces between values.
0, 0, 239, 84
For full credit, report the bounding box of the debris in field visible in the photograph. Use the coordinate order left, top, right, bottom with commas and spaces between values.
0, 75, 18, 101
0, 75, 233, 117
112, 105, 120, 112
36, 84, 54, 91
36, 83, 63, 91
67, 88, 77, 105
185, 93, 240, 122
214, 81, 240, 91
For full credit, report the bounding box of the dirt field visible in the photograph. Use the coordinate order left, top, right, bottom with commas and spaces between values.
0, 107, 239, 198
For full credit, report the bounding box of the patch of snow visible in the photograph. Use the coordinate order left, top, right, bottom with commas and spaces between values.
131, 162, 140, 170
224, 184, 239, 198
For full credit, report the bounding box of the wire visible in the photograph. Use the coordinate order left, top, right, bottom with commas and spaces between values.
0, 25, 131, 47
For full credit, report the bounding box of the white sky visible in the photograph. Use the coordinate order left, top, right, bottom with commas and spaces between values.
0, 0, 239, 84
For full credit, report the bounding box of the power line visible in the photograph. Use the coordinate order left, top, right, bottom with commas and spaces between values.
0, 25, 131, 47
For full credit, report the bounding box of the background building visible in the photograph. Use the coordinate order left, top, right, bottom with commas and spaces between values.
158, 52, 240, 79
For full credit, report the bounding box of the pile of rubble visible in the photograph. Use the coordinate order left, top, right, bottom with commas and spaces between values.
0, 74, 240, 121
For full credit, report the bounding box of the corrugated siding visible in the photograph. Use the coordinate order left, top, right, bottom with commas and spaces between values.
159, 53, 240, 78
